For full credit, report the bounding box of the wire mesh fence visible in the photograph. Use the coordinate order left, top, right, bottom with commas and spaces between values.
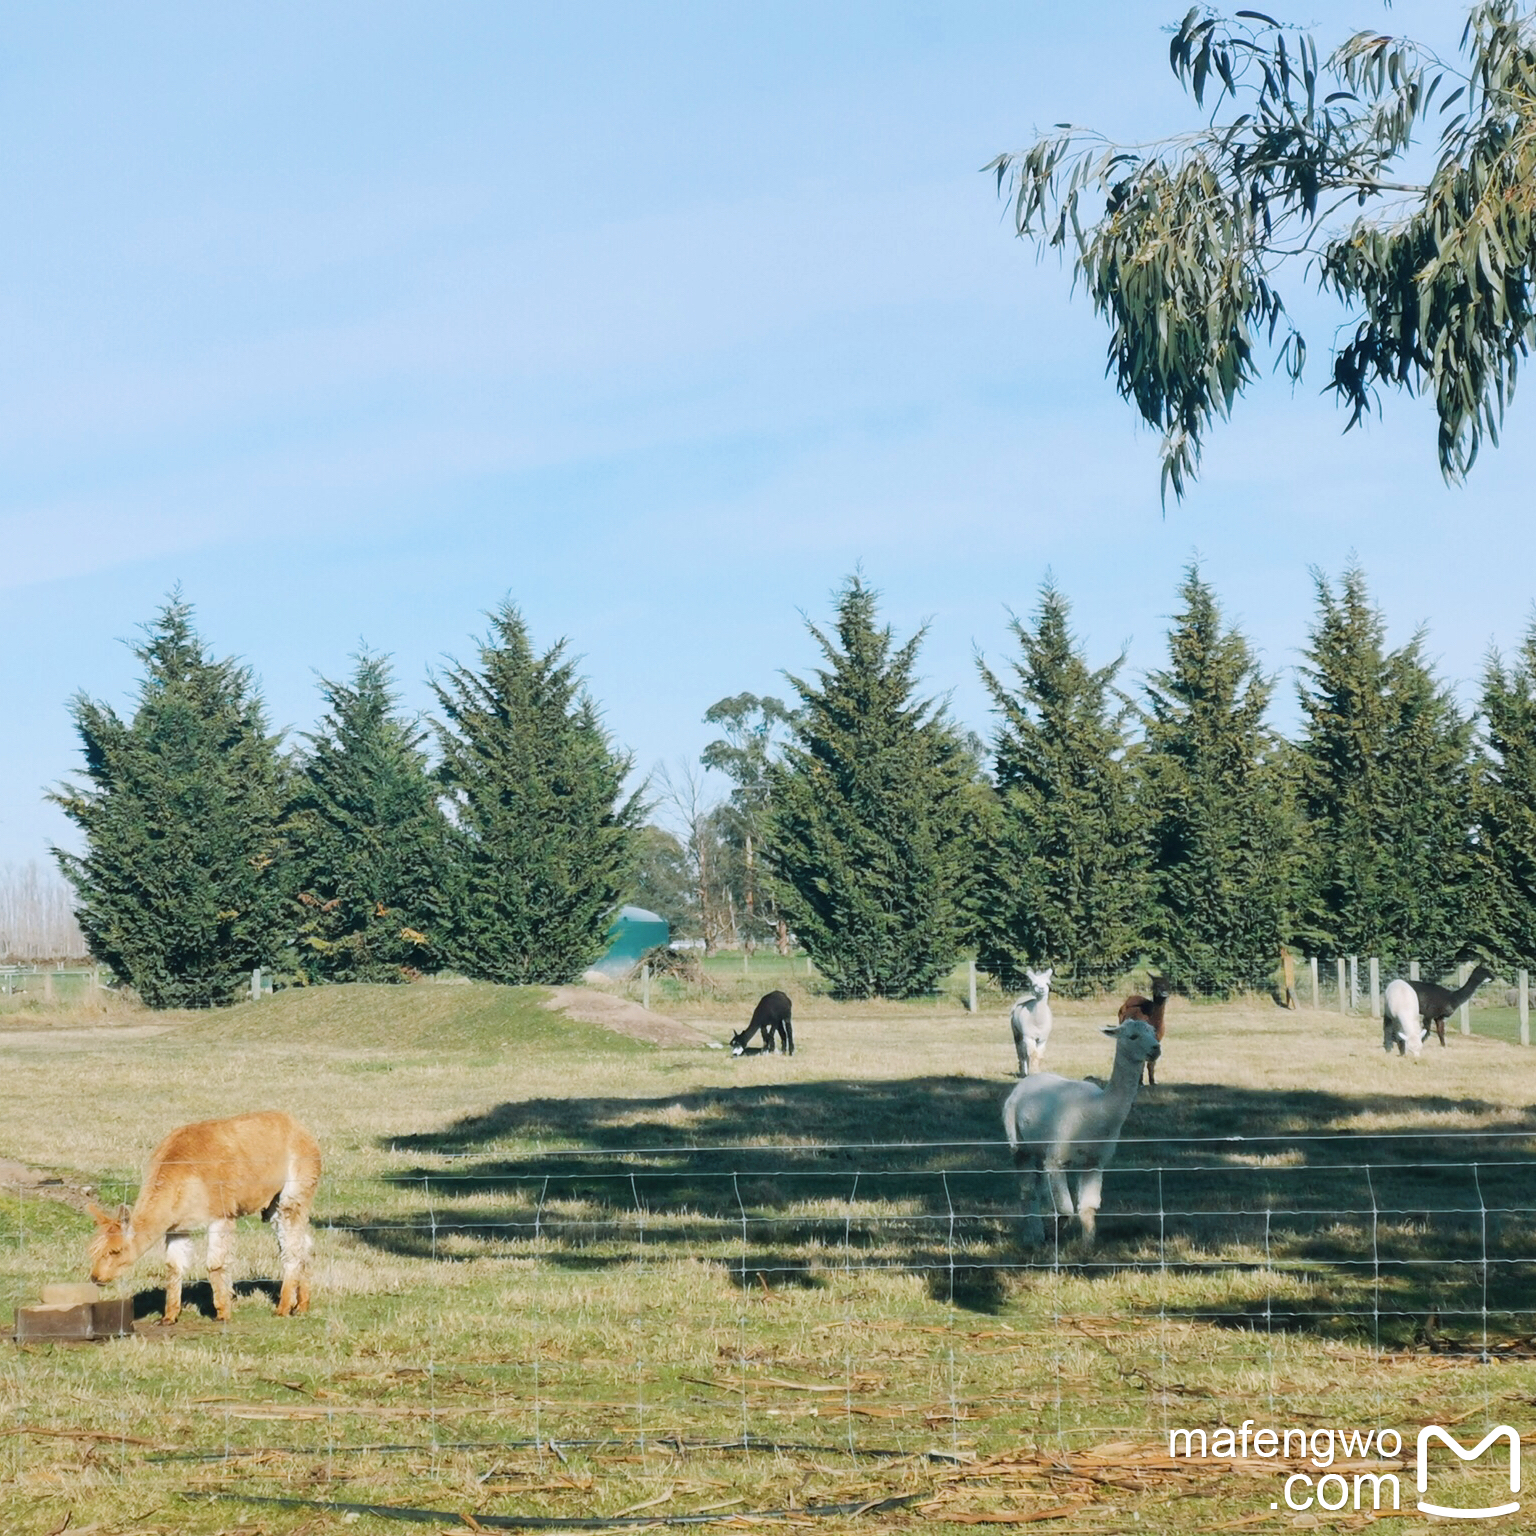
6, 1131, 1535, 1526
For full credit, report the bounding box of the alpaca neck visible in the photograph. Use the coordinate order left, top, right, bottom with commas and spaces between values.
1101, 1046, 1146, 1116
1450, 972, 1484, 1007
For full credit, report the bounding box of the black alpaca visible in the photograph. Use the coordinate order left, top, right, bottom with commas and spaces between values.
732, 990, 794, 1055
1410, 964, 1494, 1048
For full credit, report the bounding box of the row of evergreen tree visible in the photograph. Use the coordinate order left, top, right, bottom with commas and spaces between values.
665, 568, 1536, 998
50, 568, 1536, 1007
53, 595, 640, 1008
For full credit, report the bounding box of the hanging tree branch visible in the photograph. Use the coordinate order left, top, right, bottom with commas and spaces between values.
989, 2, 1536, 498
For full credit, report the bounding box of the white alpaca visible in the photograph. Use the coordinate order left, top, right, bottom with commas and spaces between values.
1008, 967, 1054, 1076
1001, 1016, 1160, 1246
1382, 977, 1426, 1057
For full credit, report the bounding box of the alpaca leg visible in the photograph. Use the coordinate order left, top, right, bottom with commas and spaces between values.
206, 1218, 237, 1321
163, 1233, 194, 1324
275, 1202, 315, 1315
1075, 1169, 1103, 1246
1045, 1167, 1075, 1240
784, 1017, 794, 1056
1018, 1163, 1046, 1246
1011, 1019, 1027, 1077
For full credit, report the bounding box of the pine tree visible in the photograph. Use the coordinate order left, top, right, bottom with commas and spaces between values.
434, 602, 642, 985
765, 576, 975, 999
1296, 567, 1477, 970
976, 582, 1143, 991
1142, 568, 1292, 994
288, 652, 448, 982
50, 594, 290, 1008
1475, 621, 1536, 964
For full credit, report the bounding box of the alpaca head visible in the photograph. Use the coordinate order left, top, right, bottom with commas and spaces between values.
1102, 1015, 1161, 1065
86, 1200, 134, 1283
1025, 967, 1053, 998
1468, 963, 1494, 988
1150, 975, 1170, 1002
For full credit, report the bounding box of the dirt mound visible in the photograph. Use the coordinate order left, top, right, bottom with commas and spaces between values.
542, 986, 720, 1049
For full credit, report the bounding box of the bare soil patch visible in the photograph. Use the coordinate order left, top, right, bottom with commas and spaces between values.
542, 985, 720, 1048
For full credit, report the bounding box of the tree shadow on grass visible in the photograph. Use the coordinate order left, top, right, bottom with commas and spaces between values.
341, 1077, 1536, 1326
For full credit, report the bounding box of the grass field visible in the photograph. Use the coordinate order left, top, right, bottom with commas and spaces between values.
2, 976, 1534, 1534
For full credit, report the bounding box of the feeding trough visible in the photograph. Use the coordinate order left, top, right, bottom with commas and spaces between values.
12, 1282, 134, 1343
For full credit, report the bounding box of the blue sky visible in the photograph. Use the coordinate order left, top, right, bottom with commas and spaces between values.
3, 1, 1532, 867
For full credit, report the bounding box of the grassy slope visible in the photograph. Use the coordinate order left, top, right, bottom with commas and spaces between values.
1, 982, 1533, 1533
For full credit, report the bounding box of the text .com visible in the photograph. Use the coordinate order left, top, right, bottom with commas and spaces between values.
1167, 1421, 1521, 1519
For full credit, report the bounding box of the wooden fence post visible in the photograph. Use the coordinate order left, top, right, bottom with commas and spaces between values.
967, 959, 977, 1014
1336, 958, 1347, 1015
1459, 960, 1471, 1035
1520, 968, 1530, 1047
1409, 959, 1419, 981
1369, 957, 1380, 1018
1349, 955, 1359, 1011
1308, 956, 1319, 1009
251, 967, 261, 1003
43, 972, 54, 1004
642, 962, 651, 1012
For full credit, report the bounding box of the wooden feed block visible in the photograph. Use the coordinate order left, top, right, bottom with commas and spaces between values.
41, 1282, 100, 1306
13, 1297, 134, 1343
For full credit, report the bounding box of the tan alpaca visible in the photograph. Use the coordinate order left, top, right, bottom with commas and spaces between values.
88, 1111, 321, 1323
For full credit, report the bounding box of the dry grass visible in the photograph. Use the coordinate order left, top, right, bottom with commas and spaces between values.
2, 981, 1533, 1534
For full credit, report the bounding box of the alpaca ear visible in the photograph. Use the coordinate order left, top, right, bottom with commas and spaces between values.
1041, 968, 1053, 984
1101, 1023, 1121, 1038
86, 1199, 115, 1228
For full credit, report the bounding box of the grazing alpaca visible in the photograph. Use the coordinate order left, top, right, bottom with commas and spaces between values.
1008, 967, 1054, 1076
1002, 1016, 1160, 1247
1118, 975, 1171, 1085
731, 990, 794, 1055
1409, 964, 1494, 1048
88, 1111, 321, 1323
1382, 977, 1426, 1056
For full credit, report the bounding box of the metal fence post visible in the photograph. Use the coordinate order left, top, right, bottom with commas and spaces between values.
1520, 968, 1530, 1047
1309, 956, 1319, 1009
1336, 958, 1347, 1015
1369, 957, 1380, 1018
251, 967, 261, 1003
967, 959, 977, 1014
1460, 960, 1471, 1035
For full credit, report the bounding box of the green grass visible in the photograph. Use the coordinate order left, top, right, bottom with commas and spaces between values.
2, 981, 1534, 1533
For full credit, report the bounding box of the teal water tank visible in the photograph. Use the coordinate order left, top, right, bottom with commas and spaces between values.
595, 905, 670, 975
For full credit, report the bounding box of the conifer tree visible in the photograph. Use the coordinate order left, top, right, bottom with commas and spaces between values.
288, 653, 448, 982
1296, 567, 1477, 969
1142, 568, 1292, 993
976, 582, 1143, 990
765, 576, 975, 999
1476, 620, 1536, 964
50, 594, 290, 1008
434, 602, 641, 985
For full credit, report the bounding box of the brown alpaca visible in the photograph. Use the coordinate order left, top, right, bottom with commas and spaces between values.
88, 1111, 321, 1323
1117, 976, 1171, 1086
